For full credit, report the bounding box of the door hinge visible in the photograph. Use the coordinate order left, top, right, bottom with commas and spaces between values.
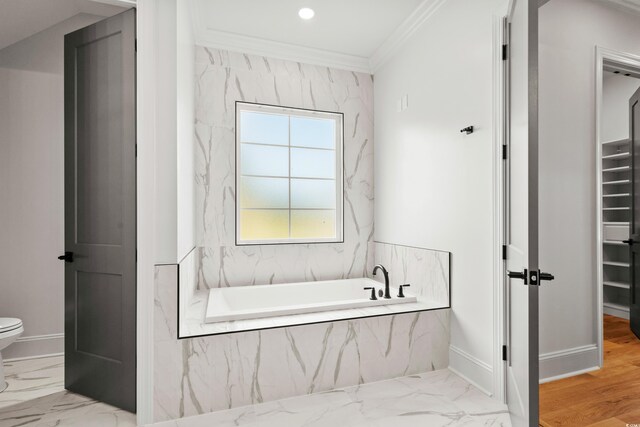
502, 245, 507, 260
135, 39, 137, 52
502, 145, 507, 160
502, 44, 508, 61
502, 345, 507, 361
135, 144, 138, 157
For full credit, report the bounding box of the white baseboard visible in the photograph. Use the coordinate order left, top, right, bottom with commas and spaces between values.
4, 352, 64, 363
539, 344, 599, 383
1, 333, 64, 361
604, 305, 630, 320
449, 345, 493, 396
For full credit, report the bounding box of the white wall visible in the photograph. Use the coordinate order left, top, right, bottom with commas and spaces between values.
539, 0, 640, 380
374, 0, 505, 393
177, 0, 195, 261
0, 13, 109, 359
602, 71, 640, 143
154, 0, 196, 264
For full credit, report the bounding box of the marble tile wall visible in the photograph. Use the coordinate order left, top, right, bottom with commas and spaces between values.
155, 48, 453, 424
193, 47, 374, 289
370, 242, 450, 307
154, 263, 450, 423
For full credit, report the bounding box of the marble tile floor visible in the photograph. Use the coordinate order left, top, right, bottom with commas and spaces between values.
0, 356, 510, 427
0, 355, 136, 427
152, 369, 511, 427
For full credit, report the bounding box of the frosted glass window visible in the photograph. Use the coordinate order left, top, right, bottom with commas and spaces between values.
240, 111, 289, 145
239, 210, 289, 241
291, 116, 335, 149
291, 210, 336, 239
236, 102, 343, 244
291, 179, 336, 209
240, 144, 289, 177
240, 177, 289, 209
291, 148, 335, 179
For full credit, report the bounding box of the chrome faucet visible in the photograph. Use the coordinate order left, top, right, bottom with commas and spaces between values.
372, 264, 391, 299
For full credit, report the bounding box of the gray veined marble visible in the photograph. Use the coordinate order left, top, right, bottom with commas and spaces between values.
159, 47, 454, 424
193, 47, 375, 291
0, 356, 136, 427
150, 369, 511, 427
155, 263, 451, 423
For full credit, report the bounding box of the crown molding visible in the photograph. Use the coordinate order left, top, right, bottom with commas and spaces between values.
192, 0, 370, 74
369, 0, 448, 73
194, 29, 372, 74
191, 0, 448, 75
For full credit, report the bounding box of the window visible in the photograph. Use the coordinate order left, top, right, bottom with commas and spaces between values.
236, 102, 344, 245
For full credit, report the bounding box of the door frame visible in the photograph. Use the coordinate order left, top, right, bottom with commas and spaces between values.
492, 11, 509, 404
133, 0, 155, 424
491, 0, 541, 407
92, 0, 155, 423
595, 46, 640, 370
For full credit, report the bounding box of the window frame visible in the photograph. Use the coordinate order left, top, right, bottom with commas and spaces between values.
235, 101, 345, 246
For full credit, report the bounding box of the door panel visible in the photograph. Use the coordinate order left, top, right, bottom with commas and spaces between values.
64, 9, 136, 412
630, 87, 640, 338
505, 0, 539, 425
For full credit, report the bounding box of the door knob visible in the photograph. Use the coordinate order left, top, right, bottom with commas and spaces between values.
507, 269, 528, 284
57, 251, 74, 263
539, 271, 554, 281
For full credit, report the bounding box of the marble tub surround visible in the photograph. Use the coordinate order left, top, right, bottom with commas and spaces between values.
179, 241, 451, 337
151, 369, 510, 427
155, 264, 450, 422
371, 241, 450, 308
193, 46, 374, 291
181, 287, 448, 336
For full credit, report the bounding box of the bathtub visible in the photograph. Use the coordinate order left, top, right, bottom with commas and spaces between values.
204, 278, 417, 323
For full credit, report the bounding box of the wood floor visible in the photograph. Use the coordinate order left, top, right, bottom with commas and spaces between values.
539, 314, 640, 426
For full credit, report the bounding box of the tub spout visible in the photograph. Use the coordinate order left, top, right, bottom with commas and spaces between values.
372, 264, 391, 299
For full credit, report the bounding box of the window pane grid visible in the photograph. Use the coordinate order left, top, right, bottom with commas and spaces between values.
237, 103, 342, 244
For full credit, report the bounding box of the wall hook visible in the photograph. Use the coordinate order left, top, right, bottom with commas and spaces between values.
460, 126, 474, 135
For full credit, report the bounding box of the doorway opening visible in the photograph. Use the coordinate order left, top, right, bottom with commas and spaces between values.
538, 47, 640, 425
0, 1, 137, 425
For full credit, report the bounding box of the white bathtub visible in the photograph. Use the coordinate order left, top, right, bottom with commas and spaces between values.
204, 278, 417, 323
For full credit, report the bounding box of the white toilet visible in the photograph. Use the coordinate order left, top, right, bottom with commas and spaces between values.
0, 318, 23, 392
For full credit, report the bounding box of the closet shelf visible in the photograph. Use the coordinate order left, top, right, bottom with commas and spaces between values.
603, 207, 630, 211
604, 302, 630, 312
604, 240, 627, 245
603, 281, 630, 290
602, 138, 631, 146
603, 261, 631, 267
603, 166, 631, 173
602, 152, 631, 160
603, 193, 630, 198
603, 180, 631, 185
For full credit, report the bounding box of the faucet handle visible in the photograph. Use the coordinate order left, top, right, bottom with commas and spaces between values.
398, 284, 411, 298
364, 287, 377, 301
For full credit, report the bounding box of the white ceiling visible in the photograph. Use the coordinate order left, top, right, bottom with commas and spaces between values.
192, 0, 431, 72
0, 0, 128, 51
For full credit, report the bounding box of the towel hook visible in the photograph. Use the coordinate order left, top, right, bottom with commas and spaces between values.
460, 126, 474, 135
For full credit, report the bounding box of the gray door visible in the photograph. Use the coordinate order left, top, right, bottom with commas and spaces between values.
630, 87, 640, 339
62, 9, 136, 412
503, 0, 548, 425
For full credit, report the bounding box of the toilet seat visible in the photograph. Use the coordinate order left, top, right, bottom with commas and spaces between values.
0, 318, 22, 334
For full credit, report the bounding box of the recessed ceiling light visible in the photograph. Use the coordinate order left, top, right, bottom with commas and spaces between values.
298, 7, 315, 20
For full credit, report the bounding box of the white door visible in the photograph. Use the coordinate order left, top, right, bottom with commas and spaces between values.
504, 0, 552, 425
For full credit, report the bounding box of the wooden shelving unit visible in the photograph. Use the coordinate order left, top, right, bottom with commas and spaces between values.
601, 138, 631, 319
